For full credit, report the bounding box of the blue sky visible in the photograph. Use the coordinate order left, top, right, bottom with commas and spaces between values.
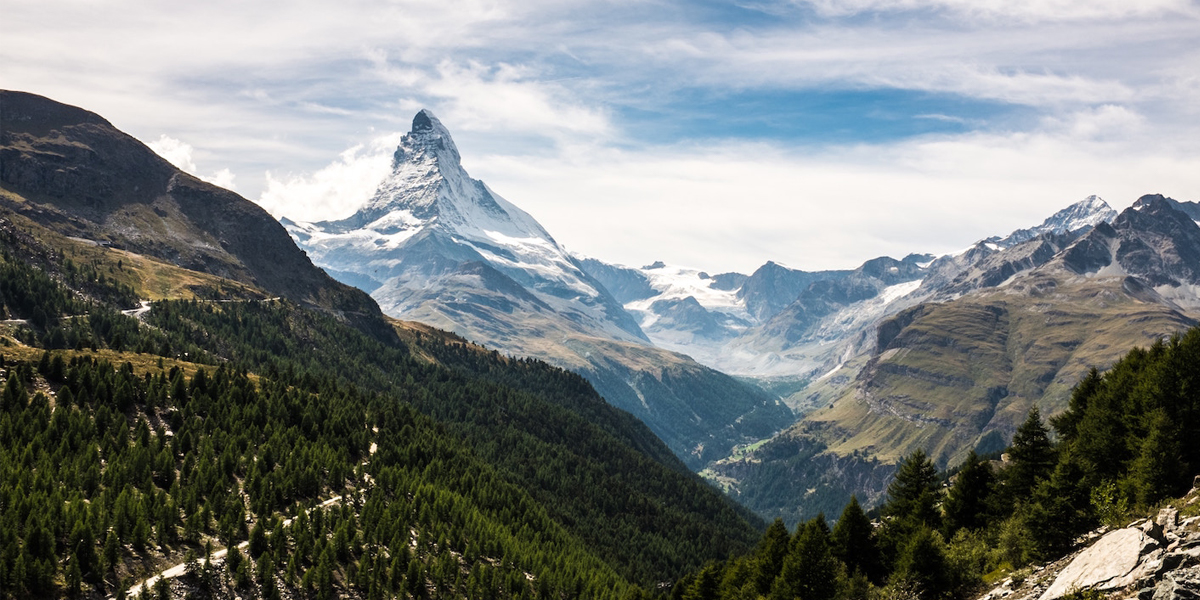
4, 0, 1200, 272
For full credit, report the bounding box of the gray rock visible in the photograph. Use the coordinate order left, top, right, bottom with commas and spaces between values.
1040, 528, 1154, 600
1146, 519, 1167, 543
1160, 508, 1181, 531
1152, 571, 1200, 600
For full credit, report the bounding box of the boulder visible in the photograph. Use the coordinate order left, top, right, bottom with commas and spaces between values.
1040, 528, 1156, 600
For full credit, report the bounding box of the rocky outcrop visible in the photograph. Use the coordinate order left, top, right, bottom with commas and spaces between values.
1039, 527, 1158, 600
980, 483, 1200, 600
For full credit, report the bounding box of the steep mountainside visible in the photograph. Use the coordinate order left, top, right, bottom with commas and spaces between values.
0, 90, 389, 339
286, 111, 793, 468
713, 196, 1200, 524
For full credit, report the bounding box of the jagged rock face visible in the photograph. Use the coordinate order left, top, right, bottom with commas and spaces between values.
578, 257, 659, 304
980, 498, 1200, 600
0, 90, 389, 338
1040, 528, 1159, 600
989, 195, 1118, 248
1061, 196, 1200, 289
737, 261, 852, 322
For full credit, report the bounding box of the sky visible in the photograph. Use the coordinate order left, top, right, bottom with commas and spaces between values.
4, 0, 1200, 273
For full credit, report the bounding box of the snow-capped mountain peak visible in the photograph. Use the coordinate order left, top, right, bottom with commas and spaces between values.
284, 110, 648, 344
1042, 195, 1116, 233
343, 109, 553, 247
989, 195, 1117, 248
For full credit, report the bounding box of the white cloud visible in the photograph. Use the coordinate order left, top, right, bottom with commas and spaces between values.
257, 133, 404, 222
466, 127, 1200, 273
366, 56, 613, 143
147, 135, 239, 191
147, 135, 199, 173
415, 60, 612, 140
6, 0, 1200, 274
794, 0, 1197, 21
208, 168, 238, 191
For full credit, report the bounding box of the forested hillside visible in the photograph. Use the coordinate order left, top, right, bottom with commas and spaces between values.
0, 203, 760, 598
671, 327, 1200, 600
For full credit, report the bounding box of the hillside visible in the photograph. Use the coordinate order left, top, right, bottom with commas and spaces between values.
0, 89, 390, 340
673, 321, 1200, 600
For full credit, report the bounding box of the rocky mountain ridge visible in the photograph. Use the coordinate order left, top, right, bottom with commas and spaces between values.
710, 195, 1200, 524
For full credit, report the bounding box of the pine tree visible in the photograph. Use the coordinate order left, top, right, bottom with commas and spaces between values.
753, 519, 790, 596
1025, 452, 1092, 558
1130, 408, 1186, 507
1004, 408, 1055, 502
831, 496, 882, 584
883, 449, 941, 528
771, 518, 841, 600
249, 520, 269, 558
684, 562, 721, 600
893, 527, 951, 599
943, 451, 995, 536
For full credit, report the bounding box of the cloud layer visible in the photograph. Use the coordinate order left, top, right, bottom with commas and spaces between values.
5, 0, 1199, 272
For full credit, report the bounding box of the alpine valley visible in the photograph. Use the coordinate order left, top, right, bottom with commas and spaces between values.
286, 110, 1200, 526
5, 89, 1200, 600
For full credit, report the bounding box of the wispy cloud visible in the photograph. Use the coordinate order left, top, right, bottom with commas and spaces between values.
5, 0, 1199, 271
147, 135, 239, 191
792, 0, 1198, 21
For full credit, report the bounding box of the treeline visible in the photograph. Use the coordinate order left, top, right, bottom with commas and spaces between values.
672, 327, 1200, 600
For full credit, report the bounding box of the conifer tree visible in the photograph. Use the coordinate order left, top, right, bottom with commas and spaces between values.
893, 527, 950, 599
771, 518, 841, 600
943, 451, 995, 536
883, 449, 940, 528
1130, 408, 1186, 507
1004, 408, 1055, 502
1025, 452, 1092, 558
831, 496, 882, 584
754, 519, 790, 596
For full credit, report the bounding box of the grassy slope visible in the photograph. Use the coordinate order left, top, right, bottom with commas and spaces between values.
807, 272, 1196, 466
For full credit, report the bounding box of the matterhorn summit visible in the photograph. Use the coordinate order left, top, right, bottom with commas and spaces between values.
284, 111, 791, 468
284, 109, 647, 344
341, 109, 554, 245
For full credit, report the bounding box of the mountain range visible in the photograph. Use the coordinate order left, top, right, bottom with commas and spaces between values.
10, 88, 1198, 535
284, 110, 792, 468
282, 109, 1200, 524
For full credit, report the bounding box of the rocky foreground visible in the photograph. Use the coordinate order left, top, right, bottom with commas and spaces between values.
980, 478, 1200, 600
